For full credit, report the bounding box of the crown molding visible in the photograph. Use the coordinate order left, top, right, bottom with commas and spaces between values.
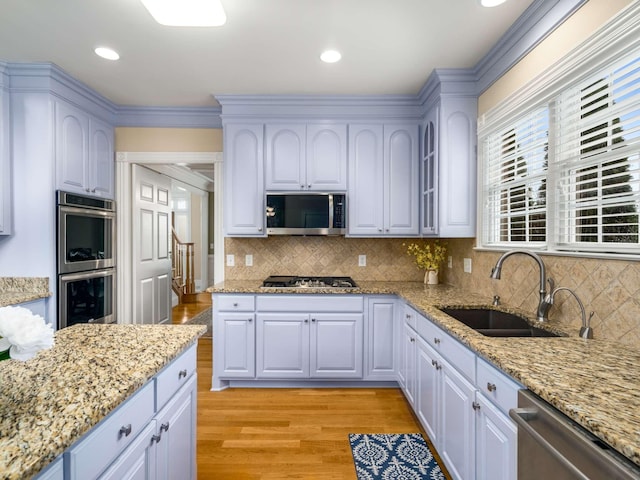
115, 105, 222, 128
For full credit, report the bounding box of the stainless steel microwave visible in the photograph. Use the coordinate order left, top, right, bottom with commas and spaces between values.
266, 193, 346, 235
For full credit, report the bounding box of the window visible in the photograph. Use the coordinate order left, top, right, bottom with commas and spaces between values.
480, 18, 640, 257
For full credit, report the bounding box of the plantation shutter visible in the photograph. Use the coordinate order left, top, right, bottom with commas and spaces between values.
482, 107, 549, 246
553, 53, 640, 251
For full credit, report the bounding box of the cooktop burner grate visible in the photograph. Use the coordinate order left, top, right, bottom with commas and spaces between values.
262, 276, 358, 288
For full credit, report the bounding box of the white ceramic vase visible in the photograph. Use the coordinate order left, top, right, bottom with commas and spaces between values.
424, 269, 439, 285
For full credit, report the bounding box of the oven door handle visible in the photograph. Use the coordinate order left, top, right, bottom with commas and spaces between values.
59, 268, 115, 282
509, 408, 591, 480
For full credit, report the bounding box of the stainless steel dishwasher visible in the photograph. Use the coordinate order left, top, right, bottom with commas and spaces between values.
510, 390, 640, 479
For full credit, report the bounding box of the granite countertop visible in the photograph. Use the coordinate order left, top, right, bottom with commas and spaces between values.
0, 323, 206, 480
208, 280, 640, 468
0, 277, 51, 308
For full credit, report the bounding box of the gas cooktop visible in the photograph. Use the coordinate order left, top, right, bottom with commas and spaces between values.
261, 276, 358, 288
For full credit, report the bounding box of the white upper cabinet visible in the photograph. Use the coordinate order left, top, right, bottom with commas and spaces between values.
348, 124, 419, 236
265, 124, 347, 191
224, 123, 266, 236
55, 100, 114, 199
422, 97, 477, 237
0, 72, 10, 235
305, 124, 347, 190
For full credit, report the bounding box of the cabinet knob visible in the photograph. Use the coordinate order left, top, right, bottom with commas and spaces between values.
258, 227, 263, 232
178, 369, 188, 379
118, 424, 132, 439
85, 188, 90, 193
304, 319, 309, 323
233, 303, 238, 307
487, 382, 497, 392
91, 188, 96, 193
434, 337, 441, 345
431, 359, 441, 370
151, 433, 162, 444
307, 184, 311, 189
311, 318, 316, 322
248, 318, 252, 322
160, 422, 170, 433
472, 401, 481, 411
378, 228, 383, 232
405, 314, 411, 319
385, 228, 389, 232
300, 185, 305, 189
410, 337, 415, 343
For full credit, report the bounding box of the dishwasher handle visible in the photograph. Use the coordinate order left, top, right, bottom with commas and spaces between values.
509, 407, 591, 480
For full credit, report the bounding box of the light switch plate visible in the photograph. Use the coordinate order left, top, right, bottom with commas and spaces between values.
245, 254, 253, 267
226, 254, 235, 267
463, 258, 472, 273
358, 255, 366, 267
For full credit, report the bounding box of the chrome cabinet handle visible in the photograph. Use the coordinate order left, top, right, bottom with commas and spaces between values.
472, 401, 481, 411
151, 422, 170, 444
487, 382, 497, 392
410, 337, 415, 343
434, 337, 441, 345
118, 424, 132, 439
431, 359, 441, 370
178, 369, 188, 379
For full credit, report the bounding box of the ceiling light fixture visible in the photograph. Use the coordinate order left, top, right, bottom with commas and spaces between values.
94, 47, 120, 60
140, 0, 226, 26
320, 50, 342, 64
479, 0, 508, 6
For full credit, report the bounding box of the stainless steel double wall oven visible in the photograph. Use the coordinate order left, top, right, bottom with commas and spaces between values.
57, 191, 116, 328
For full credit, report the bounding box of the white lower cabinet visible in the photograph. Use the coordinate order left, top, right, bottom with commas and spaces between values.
440, 357, 476, 480
364, 297, 396, 380
217, 313, 256, 378
59, 344, 198, 480
474, 392, 516, 480
400, 304, 520, 480
256, 312, 363, 378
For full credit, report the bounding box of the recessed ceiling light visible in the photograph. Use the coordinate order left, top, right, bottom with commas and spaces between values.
94, 47, 120, 61
479, 0, 508, 6
140, 0, 226, 26
320, 50, 342, 64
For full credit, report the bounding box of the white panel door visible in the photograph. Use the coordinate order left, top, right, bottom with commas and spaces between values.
348, 125, 384, 235
440, 359, 476, 480
384, 124, 419, 235
310, 313, 363, 378
306, 124, 347, 190
56, 100, 89, 194
89, 118, 114, 199
475, 393, 517, 480
256, 313, 309, 378
218, 313, 256, 378
417, 337, 440, 449
265, 124, 305, 190
133, 165, 172, 325
365, 298, 396, 379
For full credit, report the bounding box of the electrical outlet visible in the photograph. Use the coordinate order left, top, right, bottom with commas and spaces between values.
463, 258, 472, 273
209, 243, 214, 250
226, 254, 235, 267
245, 254, 253, 267
448, 256, 453, 269
358, 254, 367, 267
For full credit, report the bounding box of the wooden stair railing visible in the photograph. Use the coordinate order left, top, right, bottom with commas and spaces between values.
171, 227, 196, 303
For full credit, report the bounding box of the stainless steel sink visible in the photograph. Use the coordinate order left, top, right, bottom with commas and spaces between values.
438, 308, 560, 337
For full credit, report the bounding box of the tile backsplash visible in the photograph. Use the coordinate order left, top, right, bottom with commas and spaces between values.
224, 236, 640, 349
224, 237, 427, 282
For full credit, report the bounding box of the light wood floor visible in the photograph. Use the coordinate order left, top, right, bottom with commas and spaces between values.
173, 298, 450, 479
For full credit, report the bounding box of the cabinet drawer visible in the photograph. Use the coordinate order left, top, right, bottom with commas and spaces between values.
156, 344, 197, 410
403, 305, 418, 330
67, 381, 154, 480
216, 295, 255, 311
418, 316, 475, 382
476, 358, 522, 416
256, 295, 363, 312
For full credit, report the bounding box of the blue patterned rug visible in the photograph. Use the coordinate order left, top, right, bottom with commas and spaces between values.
349, 433, 446, 480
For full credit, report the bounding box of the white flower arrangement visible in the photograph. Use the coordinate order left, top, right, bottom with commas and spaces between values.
0, 306, 55, 361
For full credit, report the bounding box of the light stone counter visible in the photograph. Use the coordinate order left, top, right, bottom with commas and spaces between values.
0, 277, 51, 308
208, 280, 640, 468
0, 323, 206, 480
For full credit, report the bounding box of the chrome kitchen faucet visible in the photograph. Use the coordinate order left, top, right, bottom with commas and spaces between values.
490, 250, 554, 322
